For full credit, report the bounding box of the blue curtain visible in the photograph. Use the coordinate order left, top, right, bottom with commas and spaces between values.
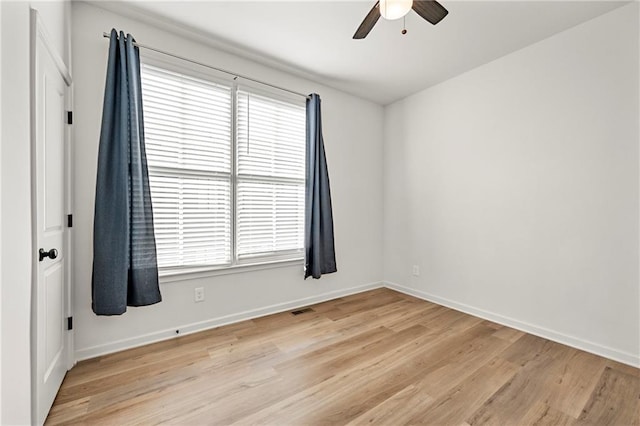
305, 94, 337, 279
92, 29, 161, 315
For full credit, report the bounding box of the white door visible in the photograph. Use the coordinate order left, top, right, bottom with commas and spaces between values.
31, 10, 72, 425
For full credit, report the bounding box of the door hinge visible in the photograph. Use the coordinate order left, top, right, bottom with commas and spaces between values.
67, 111, 73, 125
67, 214, 73, 228
67, 317, 73, 331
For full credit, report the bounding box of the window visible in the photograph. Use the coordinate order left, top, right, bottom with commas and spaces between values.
140, 63, 305, 273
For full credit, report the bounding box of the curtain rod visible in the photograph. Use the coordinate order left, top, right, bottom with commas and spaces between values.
102, 32, 311, 100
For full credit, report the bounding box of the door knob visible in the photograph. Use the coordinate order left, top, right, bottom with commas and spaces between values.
39, 248, 58, 262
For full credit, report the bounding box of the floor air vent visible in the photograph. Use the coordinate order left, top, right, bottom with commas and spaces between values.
291, 307, 315, 315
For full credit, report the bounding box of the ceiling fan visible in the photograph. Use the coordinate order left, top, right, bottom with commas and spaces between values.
353, 0, 448, 39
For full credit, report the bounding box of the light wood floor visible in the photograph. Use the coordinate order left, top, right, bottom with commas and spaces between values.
48, 288, 639, 425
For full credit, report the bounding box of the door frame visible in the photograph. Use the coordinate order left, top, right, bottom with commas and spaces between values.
29, 8, 74, 423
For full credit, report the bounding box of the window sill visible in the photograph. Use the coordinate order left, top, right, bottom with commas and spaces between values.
158, 258, 304, 284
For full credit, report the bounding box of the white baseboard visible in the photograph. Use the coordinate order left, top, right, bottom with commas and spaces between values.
75, 281, 384, 361
76, 280, 639, 368
384, 281, 640, 368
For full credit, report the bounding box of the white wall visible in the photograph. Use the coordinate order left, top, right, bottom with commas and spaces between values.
384, 3, 640, 366
0, 1, 71, 423
71, 2, 384, 359
1, 4, 32, 422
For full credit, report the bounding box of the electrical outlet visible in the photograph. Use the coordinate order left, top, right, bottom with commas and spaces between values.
194, 287, 205, 302
412, 265, 420, 276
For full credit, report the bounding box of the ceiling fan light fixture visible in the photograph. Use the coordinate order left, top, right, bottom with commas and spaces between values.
379, 0, 412, 20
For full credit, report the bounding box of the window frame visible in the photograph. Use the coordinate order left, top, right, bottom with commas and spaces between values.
140, 53, 305, 280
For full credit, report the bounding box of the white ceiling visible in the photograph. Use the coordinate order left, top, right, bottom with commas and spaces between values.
119, 1, 627, 105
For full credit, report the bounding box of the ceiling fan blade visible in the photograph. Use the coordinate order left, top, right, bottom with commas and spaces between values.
353, 1, 381, 39
412, 0, 448, 25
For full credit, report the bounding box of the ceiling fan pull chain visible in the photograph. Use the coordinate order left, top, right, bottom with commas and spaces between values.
402, 15, 407, 35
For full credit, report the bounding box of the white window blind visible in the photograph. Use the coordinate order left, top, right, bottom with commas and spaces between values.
141, 64, 232, 268
140, 63, 306, 272
236, 90, 306, 260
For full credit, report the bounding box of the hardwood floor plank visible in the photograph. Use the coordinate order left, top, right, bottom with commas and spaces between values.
54, 345, 213, 405
519, 401, 577, 426
272, 325, 394, 372
233, 324, 448, 424
407, 335, 511, 398
275, 324, 432, 387
47, 289, 640, 426
45, 396, 90, 425
606, 359, 640, 378
345, 384, 435, 425
406, 357, 519, 425
467, 352, 561, 425
241, 323, 497, 425
381, 301, 443, 332
546, 348, 608, 418
60, 328, 239, 390
135, 367, 281, 425
492, 326, 525, 343
498, 332, 567, 367
578, 366, 640, 425
79, 365, 279, 425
